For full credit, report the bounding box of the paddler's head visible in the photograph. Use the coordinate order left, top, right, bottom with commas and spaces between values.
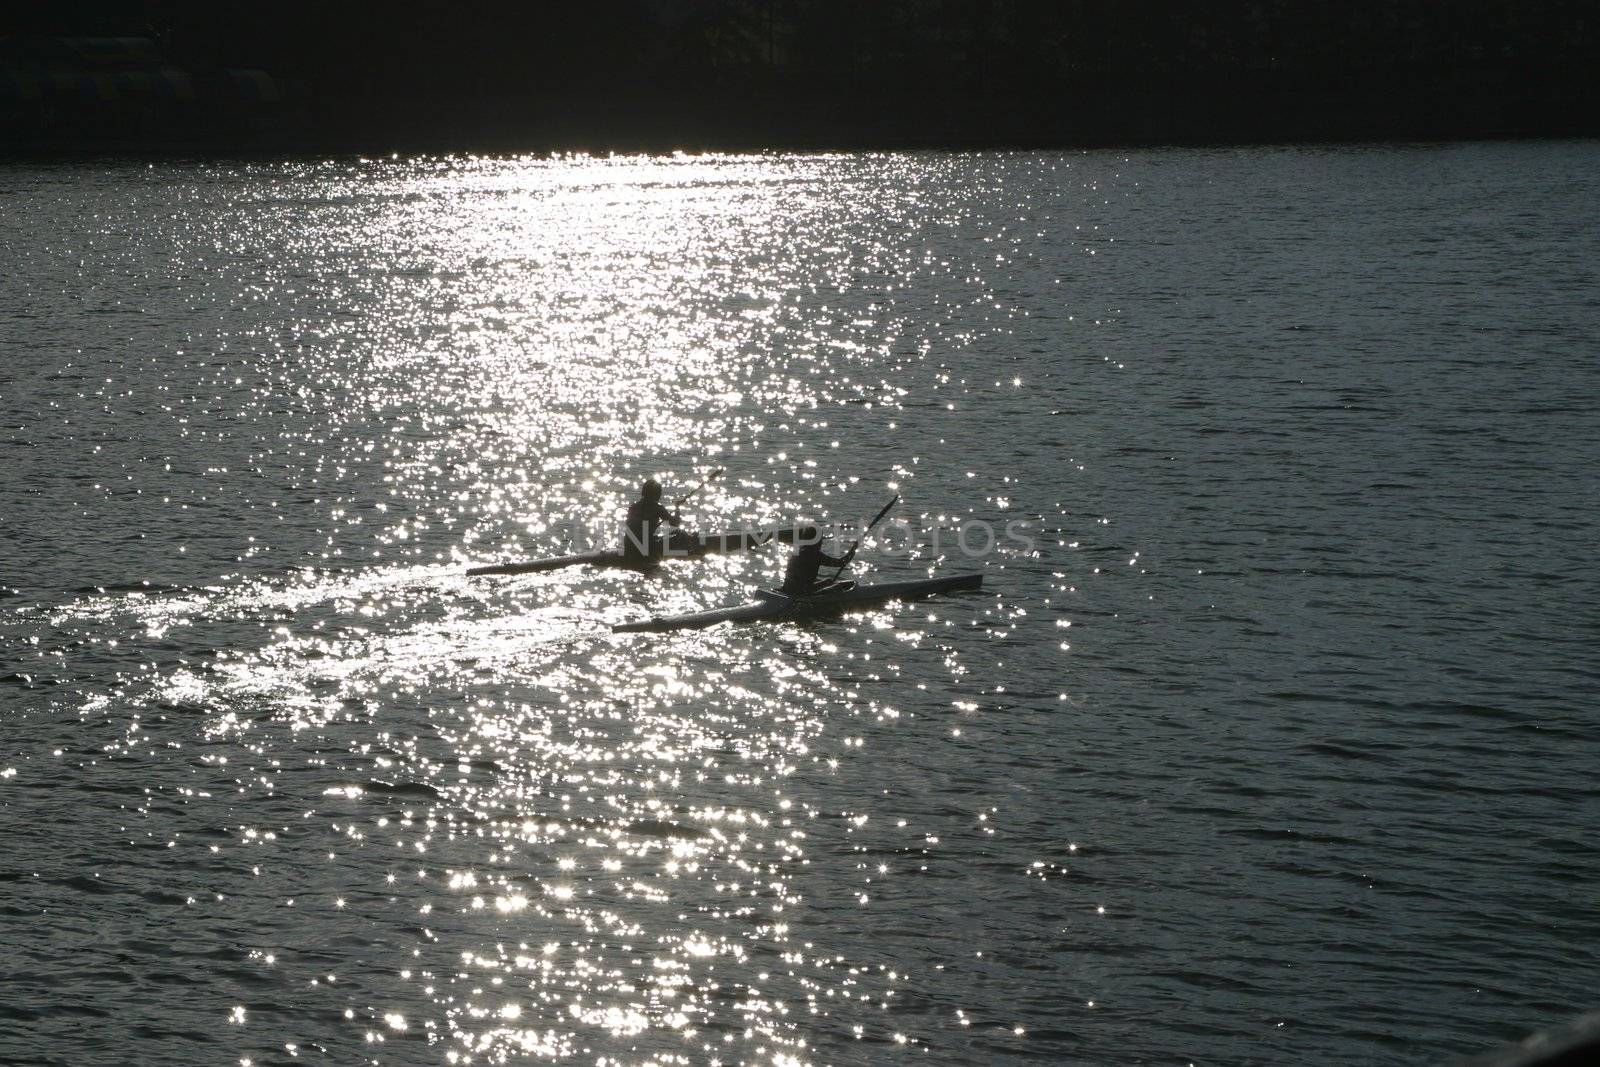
796, 524, 823, 547
641, 478, 663, 502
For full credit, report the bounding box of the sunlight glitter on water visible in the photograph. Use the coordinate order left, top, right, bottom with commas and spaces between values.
0, 148, 1150, 1065
13, 146, 1597, 1066
111, 151, 998, 1062
1, 158, 996, 1067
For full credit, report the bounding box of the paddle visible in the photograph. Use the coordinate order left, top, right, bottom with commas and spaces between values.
830, 493, 899, 580
673, 468, 724, 509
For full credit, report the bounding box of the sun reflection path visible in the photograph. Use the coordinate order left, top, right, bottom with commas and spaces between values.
6, 151, 1079, 1065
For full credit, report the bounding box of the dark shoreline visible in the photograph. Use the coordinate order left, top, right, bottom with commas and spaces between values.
5, 85, 1596, 161
8, 1, 1596, 161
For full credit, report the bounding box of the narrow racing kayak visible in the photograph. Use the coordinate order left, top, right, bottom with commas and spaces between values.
611, 573, 984, 633
467, 526, 805, 576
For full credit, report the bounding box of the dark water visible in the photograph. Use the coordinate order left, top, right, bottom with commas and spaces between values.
3, 144, 1598, 1066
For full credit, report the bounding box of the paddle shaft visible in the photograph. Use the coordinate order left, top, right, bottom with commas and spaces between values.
831, 493, 899, 579
674, 468, 724, 508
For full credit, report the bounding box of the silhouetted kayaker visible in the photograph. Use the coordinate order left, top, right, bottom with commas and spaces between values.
622, 478, 682, 563
781, 526, 853, 596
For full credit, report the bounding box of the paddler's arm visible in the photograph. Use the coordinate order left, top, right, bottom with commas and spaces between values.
656, 503, 682, 527
819, 547, 854, 568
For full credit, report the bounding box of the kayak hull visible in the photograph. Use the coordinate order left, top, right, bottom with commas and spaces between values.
468, 526, 805, 576
612, 573, 983, 633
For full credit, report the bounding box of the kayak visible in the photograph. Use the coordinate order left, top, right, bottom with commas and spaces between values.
467, 526, 805, 577
611, 573, 983, 633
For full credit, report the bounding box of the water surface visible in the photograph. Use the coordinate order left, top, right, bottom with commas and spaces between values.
3, 143, 1598, 1065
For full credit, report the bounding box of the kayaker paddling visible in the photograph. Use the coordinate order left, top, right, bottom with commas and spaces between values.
778, 495, 897, 597
781, 526, 854, 597
621, 478, 683, 565
468, 468, 778, 576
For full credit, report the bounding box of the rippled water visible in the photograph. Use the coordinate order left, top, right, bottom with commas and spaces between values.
3, 144, 1598, 1066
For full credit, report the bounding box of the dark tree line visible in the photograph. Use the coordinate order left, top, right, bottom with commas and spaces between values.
8, 1, 1598, 149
